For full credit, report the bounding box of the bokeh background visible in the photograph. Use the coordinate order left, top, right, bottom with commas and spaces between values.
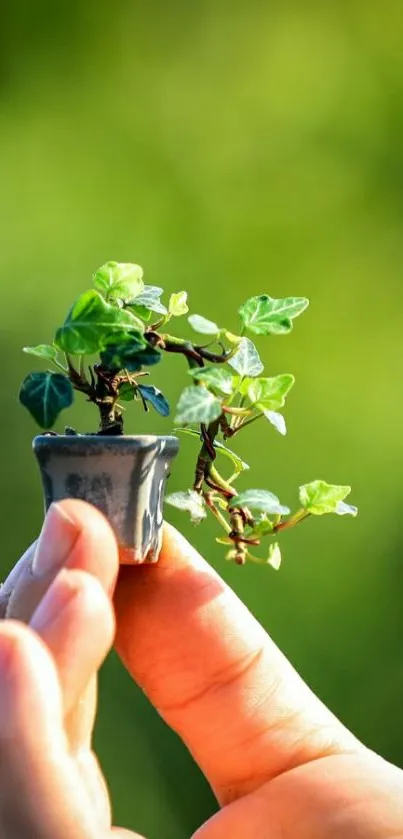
2, 1, 403, 836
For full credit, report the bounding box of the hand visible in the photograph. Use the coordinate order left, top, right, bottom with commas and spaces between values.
0, 501, 402, 838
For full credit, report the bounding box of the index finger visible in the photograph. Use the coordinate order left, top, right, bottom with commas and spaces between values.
114, 524, 363, 805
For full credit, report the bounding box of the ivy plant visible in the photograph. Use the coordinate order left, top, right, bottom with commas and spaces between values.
19, 261, 357, 568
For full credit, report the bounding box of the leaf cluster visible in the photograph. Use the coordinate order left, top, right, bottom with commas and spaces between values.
19, 262, 187, 429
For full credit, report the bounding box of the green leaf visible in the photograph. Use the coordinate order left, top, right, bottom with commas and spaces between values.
137, 385, 170, 416
247, 516, 274, 537
23, 344, 60, 363
267, 542, 282, 570
133, 284, 162, 302
127, 304, 152, 321
263, 410, 287, 435
174, 386, 222, 424
228, 337, 263, 377
299, 480, 354, 516
188, 314, 220, 335
189, 366, 234, 395
165, 490, 206, 524
100, 333, 145, 368
19, 372, 73, 428
168, 291, 189, 317
100, 336, 161, 371
237, 376, 253, 396
229, 489, 290, 516
247, 374, 295, 411
93, 261, 144, 302
175, 427, 249, 473
55, 290, 144, 355
126, 346, 162, 370
239, 295, 309, 335
130, 285, 168, 315
118, 382, 136, 401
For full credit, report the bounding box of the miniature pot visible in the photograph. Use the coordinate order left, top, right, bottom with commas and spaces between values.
33, 434, 179, 564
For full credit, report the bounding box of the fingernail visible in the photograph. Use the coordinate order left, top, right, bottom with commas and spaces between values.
32, 503, 79, 577
31, 570, 78, 632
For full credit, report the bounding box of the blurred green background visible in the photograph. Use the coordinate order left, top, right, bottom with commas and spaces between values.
2, 0, 403, 835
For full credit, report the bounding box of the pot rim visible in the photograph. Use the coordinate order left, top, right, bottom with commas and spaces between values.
33, 433, 179, 453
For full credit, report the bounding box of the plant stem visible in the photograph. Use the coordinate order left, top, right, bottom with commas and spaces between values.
236, 411, 264, 432
66, 356, 93, 397
147, 331, 233, 367
222, 405, 251, 417
208, 464, 237, 497
226, 469, 241, 484
273, 509, 310, 533
219, 413, 234, 437
150, 314, 170, 331
204, 494, 232, 533
193, 418, 220, 489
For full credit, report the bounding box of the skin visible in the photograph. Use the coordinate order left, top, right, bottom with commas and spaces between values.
0, 501, 402, 838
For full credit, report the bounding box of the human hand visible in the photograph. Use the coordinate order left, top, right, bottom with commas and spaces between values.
0, 500, 402, 838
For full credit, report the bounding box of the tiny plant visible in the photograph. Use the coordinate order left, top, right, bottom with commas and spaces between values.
19, 261, 357, 567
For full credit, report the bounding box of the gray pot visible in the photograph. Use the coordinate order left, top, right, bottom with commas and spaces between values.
33, 434, 179, 564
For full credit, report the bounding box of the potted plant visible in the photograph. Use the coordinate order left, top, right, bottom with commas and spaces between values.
19, 260, 357, 567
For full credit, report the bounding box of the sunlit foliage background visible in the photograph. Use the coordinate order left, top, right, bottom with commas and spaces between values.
1, 2, 403, 836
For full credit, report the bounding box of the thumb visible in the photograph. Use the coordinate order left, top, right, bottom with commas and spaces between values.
0, 620, 99, 839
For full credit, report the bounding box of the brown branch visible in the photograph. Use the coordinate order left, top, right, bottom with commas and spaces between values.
146, 331, 232, 367
228, 533, 260, 546
194, 345, 233, 364
204, 475, 234, 498
66, 358, 94, 398
201, 423, 216, 460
